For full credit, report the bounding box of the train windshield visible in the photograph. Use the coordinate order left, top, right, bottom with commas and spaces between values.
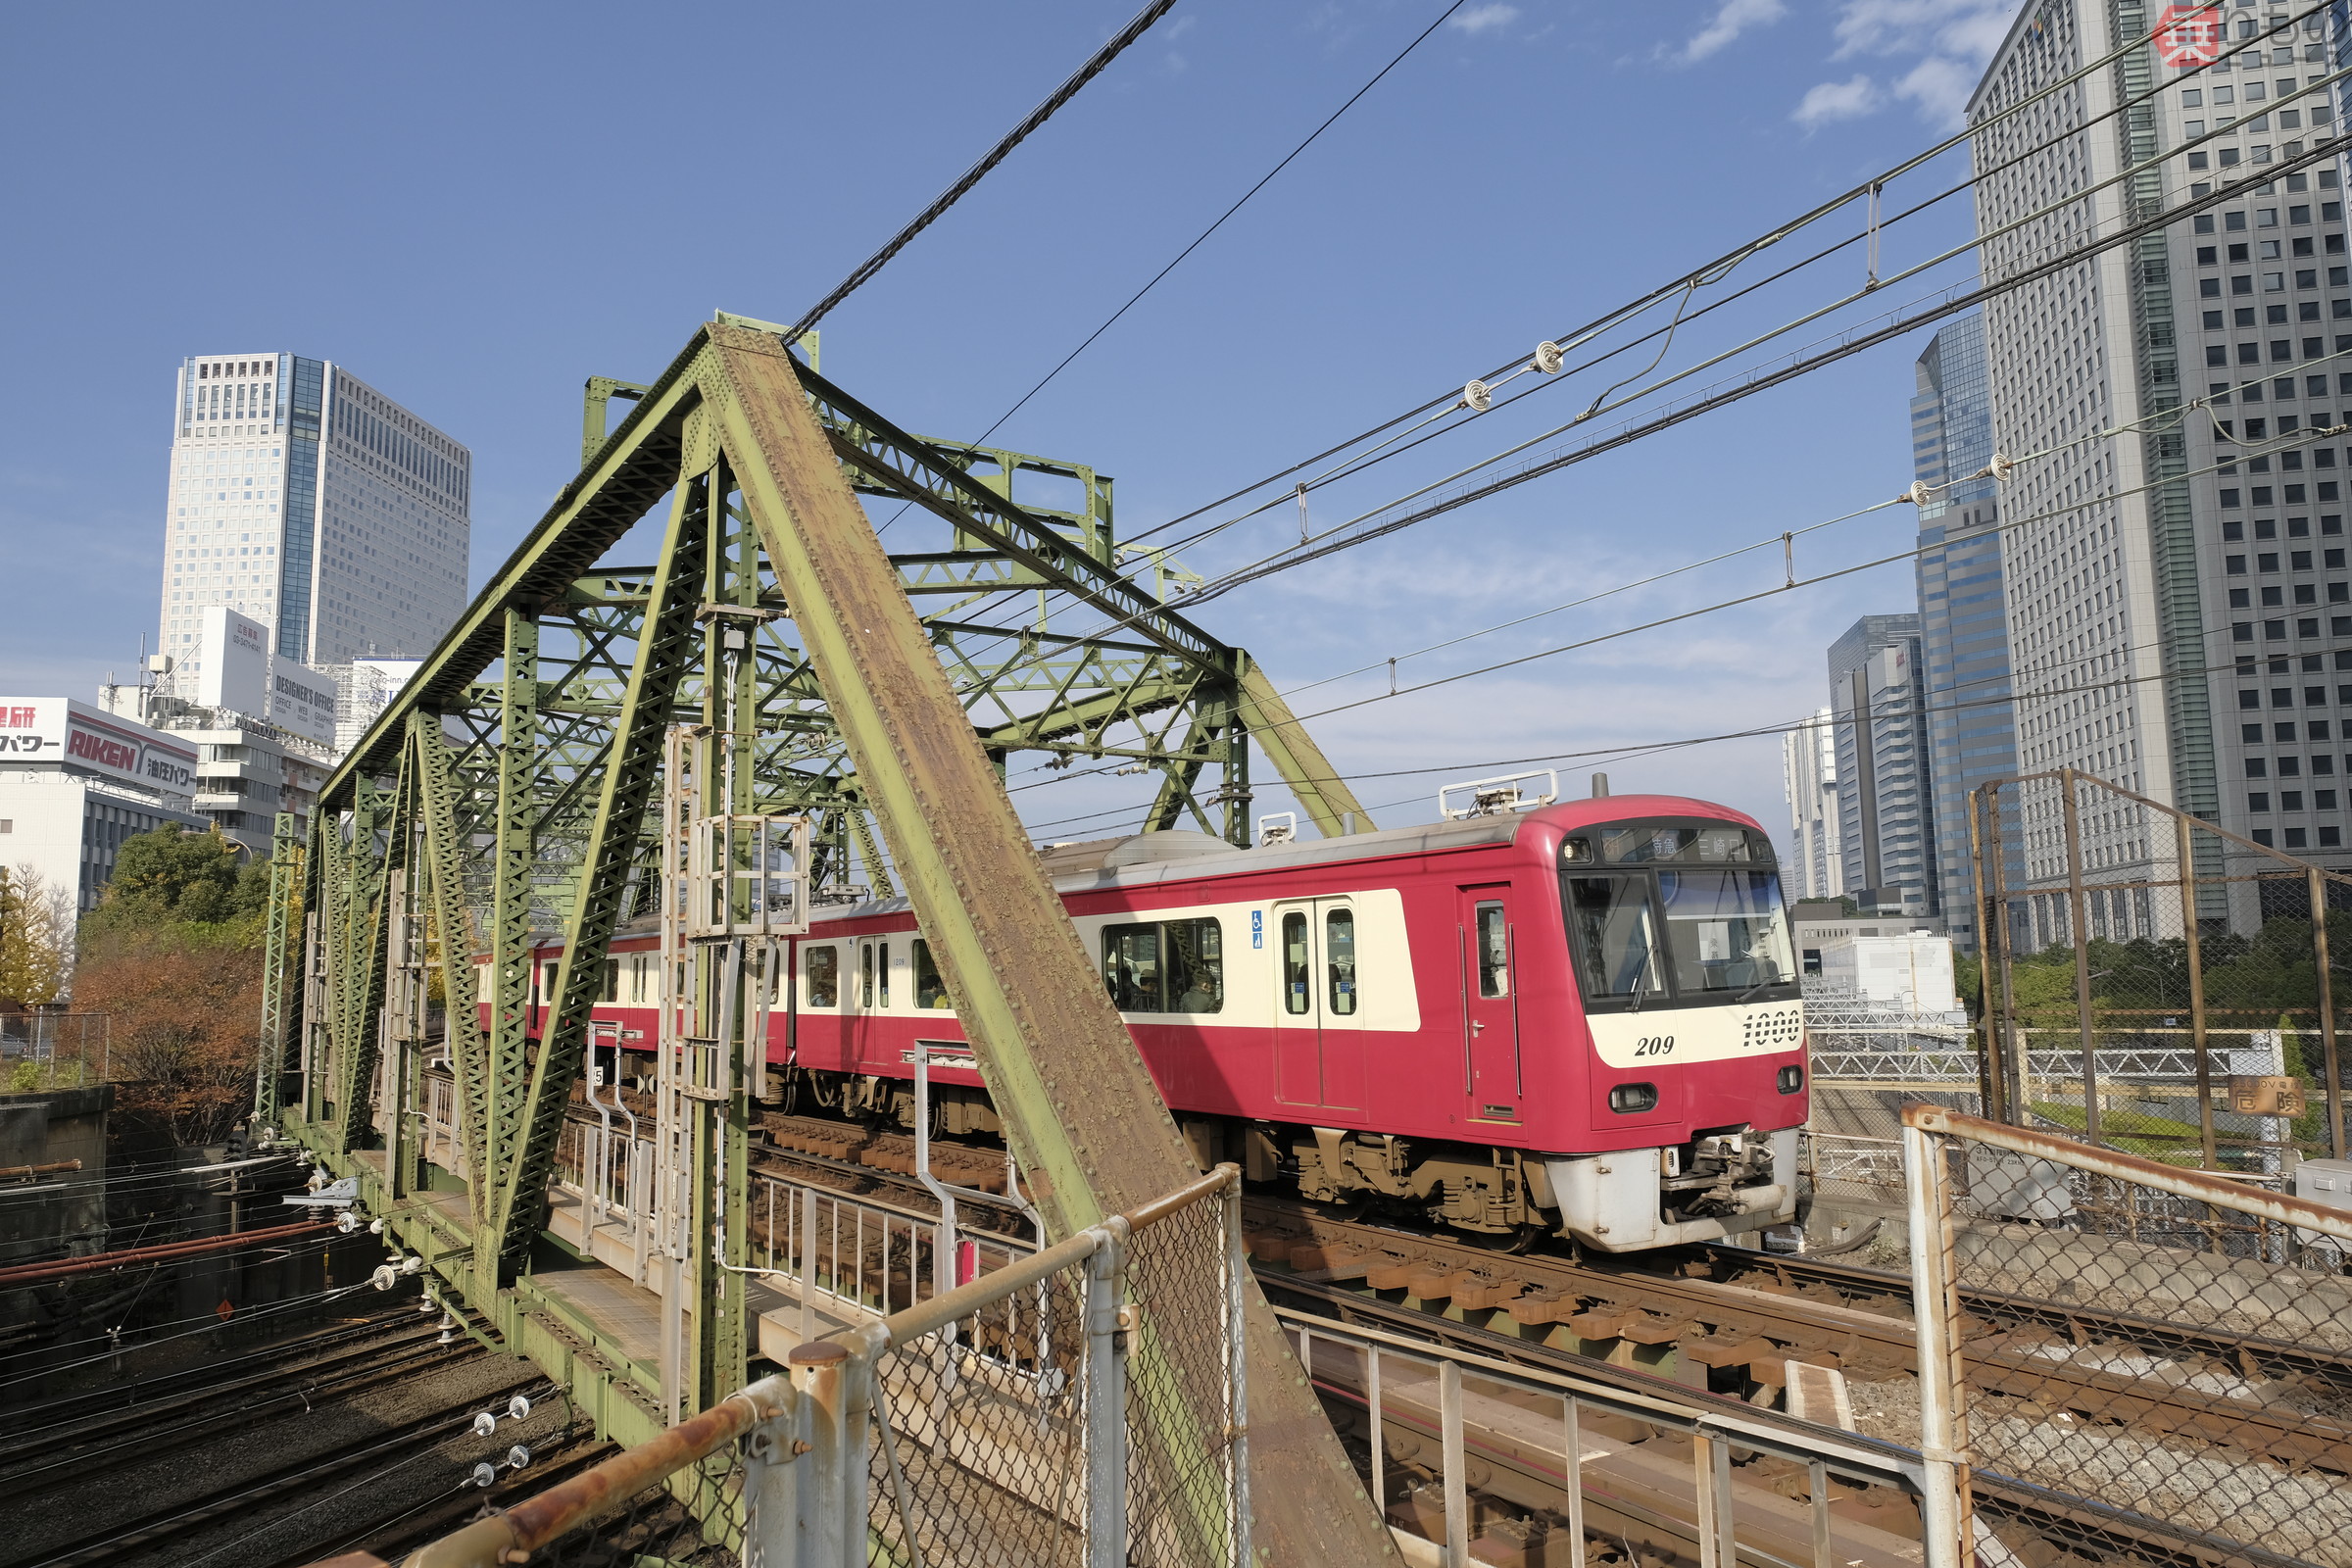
1560, 819, 1798, 1011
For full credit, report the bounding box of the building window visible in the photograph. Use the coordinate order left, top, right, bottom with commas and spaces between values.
2254, 829, 2277, 845
2252, 793, 2273, 811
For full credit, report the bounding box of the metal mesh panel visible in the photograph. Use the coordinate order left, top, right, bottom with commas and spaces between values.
521, 1449, 743, 1567
1914, 1122, 2352, 1568
1119, 1192, 1242, 1566
857, 1195, 1241, 1568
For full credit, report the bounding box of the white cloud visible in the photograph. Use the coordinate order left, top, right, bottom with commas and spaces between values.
1678, 0, 1788, 65
1788, 0, 2022, 128
1448, 4, 1519, 36
1893, 55, 1978, 126
1792, 74, 1883, 129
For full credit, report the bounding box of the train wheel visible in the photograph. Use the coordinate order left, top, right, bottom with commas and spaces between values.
1468, 1224, 1546, 1254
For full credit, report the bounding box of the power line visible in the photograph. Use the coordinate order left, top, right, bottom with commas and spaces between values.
877, 0, 2291, 639
1099, 1, 2327, 563
1181, 119, 2352, 607
931, 58, 2349, 681
1008, 399, 2352, 829
942, 0, 1468, 455
782, 0, 1185, 344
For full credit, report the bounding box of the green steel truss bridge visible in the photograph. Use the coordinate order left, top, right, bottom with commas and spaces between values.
254, 314, 1394, 1564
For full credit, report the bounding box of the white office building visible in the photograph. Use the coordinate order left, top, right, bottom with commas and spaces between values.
1969, 3, 2351, 933
102, 609, 337, 857
1782, 710, 1845, 901
0, 700, 205, 912
159, 353, 470, 672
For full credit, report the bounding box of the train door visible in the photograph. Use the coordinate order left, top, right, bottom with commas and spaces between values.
1458, 885, 1522, 1122
1270, 900, 1364, 1111
853, 935, 891, 1066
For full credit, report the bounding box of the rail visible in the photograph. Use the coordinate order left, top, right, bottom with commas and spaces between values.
400, 1163, 1248, 1568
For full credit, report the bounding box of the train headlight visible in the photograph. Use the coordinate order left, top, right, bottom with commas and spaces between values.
1607, 1082, 1658, 1114
1777, 1065, 1805, 1095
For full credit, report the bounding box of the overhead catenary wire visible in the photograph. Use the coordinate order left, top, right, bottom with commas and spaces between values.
1006, 393, 2352, 829
907, 0, 1469, 469
922, 65, 2350, 683
0, 1275, 396, 1391
878, 0, 2307, 637
1092, 0, 2329, 563
781, 0, 1185, 345
1178, 115, 2352, 608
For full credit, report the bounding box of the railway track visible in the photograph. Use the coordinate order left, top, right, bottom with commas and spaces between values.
0, 1312, 479, 1496
7, 1359, 554, 1568
557, 1103, 2349, 1564
1265, 1272, 2327, 1568
1245, 1200, 2352, 1475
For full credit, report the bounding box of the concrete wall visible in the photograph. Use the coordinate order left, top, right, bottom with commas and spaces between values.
0, 1084, 111, 1265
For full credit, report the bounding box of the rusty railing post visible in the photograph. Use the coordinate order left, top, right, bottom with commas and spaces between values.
1973, 784, 2011, 1123
2058, 768, 2100, 1145
2177, 812, 2217, 1168
2308, 865, 2346, 1159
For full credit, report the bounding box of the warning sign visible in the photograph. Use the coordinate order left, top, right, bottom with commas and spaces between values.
2156, 5, 2223, 68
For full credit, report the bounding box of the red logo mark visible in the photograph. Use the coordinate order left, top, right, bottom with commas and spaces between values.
2157, 6, 2222, 68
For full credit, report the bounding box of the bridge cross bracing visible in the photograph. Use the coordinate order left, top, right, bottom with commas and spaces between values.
255, 315, 1397, 1564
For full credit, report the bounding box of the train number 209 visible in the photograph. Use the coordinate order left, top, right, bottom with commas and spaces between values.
1634, 1036, 1676, 1057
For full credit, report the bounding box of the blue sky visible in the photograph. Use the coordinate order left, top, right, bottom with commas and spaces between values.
0, 0, 2025, 846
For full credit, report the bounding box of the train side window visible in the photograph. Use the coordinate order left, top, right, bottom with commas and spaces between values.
1475, 903, 1508, 998
859, 943, 877, 1008
1102, 923, 1161, 1011
875, 941, 890, 1008
1282, 912, 1310, 1014
602, 958, 619, 1003
1165, 918, 1223, 1012
912, 939, 952, 1008
1326, 907, 1358, 1015
806, 946, 840, 1007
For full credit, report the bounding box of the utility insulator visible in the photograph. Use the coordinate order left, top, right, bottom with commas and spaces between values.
1463, 379, 1494, 413
1532, 341, 1564, 374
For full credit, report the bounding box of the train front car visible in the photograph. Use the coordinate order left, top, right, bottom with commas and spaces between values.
1533, 799, 1806, 1250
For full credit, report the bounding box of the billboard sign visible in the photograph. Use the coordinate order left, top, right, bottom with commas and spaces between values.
194, 607, 270, 717
2156, 6, 2222, 68
268, 662, 339, 747
0, 699, 197, 796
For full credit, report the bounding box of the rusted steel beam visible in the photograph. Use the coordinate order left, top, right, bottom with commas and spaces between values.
397, 1376, 792, 1568
0, 1219, 333, 1287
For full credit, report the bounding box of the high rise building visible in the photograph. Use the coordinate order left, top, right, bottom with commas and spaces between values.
1911, 315, 2022, 951
1828, 614, 1937, 916
1782, 709, 1845, 900
1969, 3, 2351, 936
158, 354, 470, 673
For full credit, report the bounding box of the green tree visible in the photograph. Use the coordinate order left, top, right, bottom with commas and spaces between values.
83, 826, 270, 939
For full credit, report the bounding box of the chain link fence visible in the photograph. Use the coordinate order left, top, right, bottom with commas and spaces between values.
1807, 769, 2352, 1220
1904, 1104, 2352, 1568
397, 1166, 1246, 1568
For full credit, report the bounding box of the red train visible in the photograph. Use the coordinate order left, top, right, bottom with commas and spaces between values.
501, 794, 1807, 1251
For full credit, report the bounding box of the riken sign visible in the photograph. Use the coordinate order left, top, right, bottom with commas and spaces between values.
0, 699, 197, 794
